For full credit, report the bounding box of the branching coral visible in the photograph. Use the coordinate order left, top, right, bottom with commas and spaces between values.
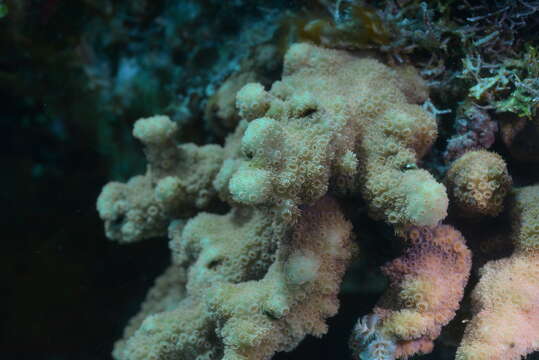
97, 41, 446, 242
97, 30, 539, 359
204, 197, 355, 360
97, 41, 448, 360
227, 42, 446, 228
204, 44, 281, 135
350, 225, 471, 359
112, 196, 354, 360
97, 115, 224, 243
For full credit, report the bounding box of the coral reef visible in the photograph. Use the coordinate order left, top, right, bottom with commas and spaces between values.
9, 0, 539, 359
97, 115, 224, 243
98, 42, 448, 359
94, 2, 539, 360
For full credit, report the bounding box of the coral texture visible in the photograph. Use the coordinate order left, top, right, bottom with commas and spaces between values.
456, 185, 539, 360
97, 37, 539, 360
350, 225, 471, 359
97, 42, 448, 360
97, 115, 224, 243
228, 42, 446, 229
445, 150, 512, 217
98, 43, 446, 240
112, 196, 354, 360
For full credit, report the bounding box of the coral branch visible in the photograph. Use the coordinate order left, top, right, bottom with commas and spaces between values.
113, 197, 354, 360
351, 225, 471, 359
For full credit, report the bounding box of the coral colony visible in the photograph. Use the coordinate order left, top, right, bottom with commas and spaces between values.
96, 2, 539, 360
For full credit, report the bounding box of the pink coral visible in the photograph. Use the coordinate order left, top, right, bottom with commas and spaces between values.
456, 185, 539, 360
351, 225, 471, 359
456, 254, 539, 360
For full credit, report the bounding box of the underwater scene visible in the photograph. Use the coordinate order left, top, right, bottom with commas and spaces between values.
3, 0, 539, 359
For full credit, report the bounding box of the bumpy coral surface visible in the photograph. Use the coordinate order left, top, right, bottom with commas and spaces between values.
97, 37, 539, 360
97, 115, 224, 243
445, 150, 512, 217
510, 185, 539, 252
456, 254, 539, 360
98, 43, 446, 241
351, 225, 471, 359
97, 42, 449, 360
112, 197, 353, 360
456, 186, 539, 360
229, 42, 446, 229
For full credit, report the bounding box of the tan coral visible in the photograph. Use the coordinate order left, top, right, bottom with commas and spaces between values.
206, 196, 355, 360
97, 115, 224, 243
445, 150, 512, 217
205, 44, 280, 134
112, 206, 281, 360
205, 71, 257, 130
112, 197, 354, 360
98, 43, 452, 360
226, 42, 446, 228
456, 185, 539, 360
